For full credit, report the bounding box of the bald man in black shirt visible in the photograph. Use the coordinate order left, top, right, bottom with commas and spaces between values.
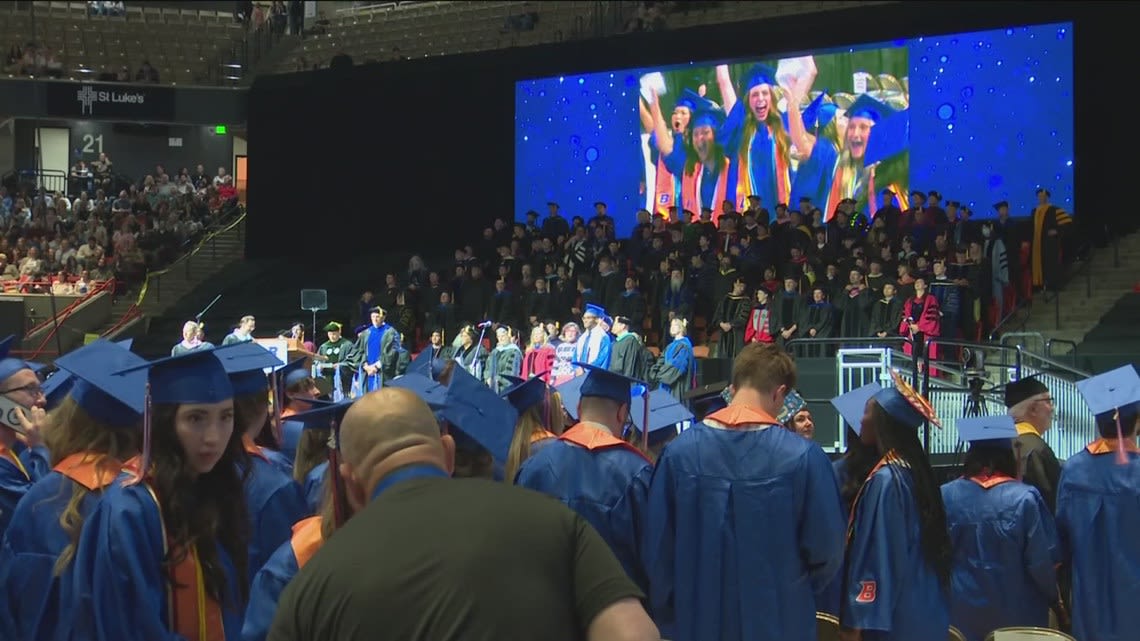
269, 387, 658, 641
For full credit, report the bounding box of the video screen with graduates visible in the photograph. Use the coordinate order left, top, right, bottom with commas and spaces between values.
515, 22, 1073, 237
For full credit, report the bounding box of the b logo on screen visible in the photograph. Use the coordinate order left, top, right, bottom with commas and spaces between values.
76, 85, 146, 115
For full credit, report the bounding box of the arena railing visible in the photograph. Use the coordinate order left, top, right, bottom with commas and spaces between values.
131, 207, 246, 309
10, 277, 116, 361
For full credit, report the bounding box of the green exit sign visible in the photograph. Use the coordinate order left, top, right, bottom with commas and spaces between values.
214, 125, 228, 135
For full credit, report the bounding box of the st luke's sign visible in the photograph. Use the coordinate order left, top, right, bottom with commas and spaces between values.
45, 81, 176, 121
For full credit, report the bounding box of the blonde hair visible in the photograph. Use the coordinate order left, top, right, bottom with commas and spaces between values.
46, 397, 140, 575
504, 390, 563, 483
294, 428, 330, 483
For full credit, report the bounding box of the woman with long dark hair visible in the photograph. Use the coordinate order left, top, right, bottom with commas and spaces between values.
66, 349, 251, 640
0, 340, 143, 641
839, 372, 951, 641
219, 343, 308, 586
941, 416, 1061, 641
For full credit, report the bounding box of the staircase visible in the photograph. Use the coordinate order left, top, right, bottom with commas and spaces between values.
94, 218, 247, 339
1017, 231, 1140, 354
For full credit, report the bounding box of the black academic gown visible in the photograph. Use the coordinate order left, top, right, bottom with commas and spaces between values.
609, 332, 647, 379
772, 291, 808, 347
837, 287, 871, 338
712, 294, 750, 361
869, 296, 904, 338
1016, 429, 1062, 513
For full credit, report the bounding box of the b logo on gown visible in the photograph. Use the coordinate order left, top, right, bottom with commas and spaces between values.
856, 581, 877, 603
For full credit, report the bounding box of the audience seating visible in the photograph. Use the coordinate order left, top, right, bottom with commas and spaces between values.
1, 1, 246, 84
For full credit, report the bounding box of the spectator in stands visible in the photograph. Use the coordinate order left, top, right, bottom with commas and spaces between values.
0, 255, 17, 280
135, 60, 160, 83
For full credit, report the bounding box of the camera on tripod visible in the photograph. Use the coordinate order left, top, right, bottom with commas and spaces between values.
961, 347, 990, 417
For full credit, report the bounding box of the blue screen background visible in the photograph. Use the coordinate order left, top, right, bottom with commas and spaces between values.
514, 22, 1073, 238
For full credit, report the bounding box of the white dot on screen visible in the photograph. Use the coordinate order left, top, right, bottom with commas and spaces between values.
1029, 76, 1035, 82
578, 78, 584, 85
938, 67, 944, 73
523, 136, 528, 141
559, 77, 564, 83
1055, 77, 1061, 82
957, 156, 964, 162
947, 124, 954, 131
1066, 160, 1073, 167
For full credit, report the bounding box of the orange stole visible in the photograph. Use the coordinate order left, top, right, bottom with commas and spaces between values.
846, 450, 903, 541
53, 452, 123, 491
560, 423, 651, 463
0, 442, 29, 479
653, 147, 680, 217
1086, 438, 1140, 455
123, 457, 226, 641
531, 430, 557, 444
967, 473, 1016, 490
680, 156, 730, 223
704, 404, 781, 429
735, 125, 791, 210
241, 435, 269, 462
289, 516, 324, 570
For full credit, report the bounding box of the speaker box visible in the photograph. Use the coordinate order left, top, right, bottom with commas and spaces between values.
300, 289, 328, 311
0, 300, 25, 343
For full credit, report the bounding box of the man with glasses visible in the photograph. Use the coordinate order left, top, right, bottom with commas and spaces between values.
0, 336, 49, 536
1005, 375, 1062, 512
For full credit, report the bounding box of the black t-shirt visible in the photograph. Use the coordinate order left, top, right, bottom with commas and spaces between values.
269, 477, 642, 641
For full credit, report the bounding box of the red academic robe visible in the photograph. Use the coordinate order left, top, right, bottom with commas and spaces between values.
900, 293, 941, 361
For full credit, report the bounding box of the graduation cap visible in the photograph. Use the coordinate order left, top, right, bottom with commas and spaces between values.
845, 93, 891, 123
286, 397, 357, 525
956, 415, 1017, 450
800, 92, 827, 131
1077, 366, 1140, 461
1004, 375, 1049, 408
438, 367, 517, 464
742, 63, 777, 92
500, 376, 548, 414
0, 335, 33, 383
113, 349, 234, 481
54, 339, 148, 428
862, 108, 908, 166
276, 358, 311, 393
683, 381, 729, 420
629, 388, 693, 448
872, 370, 940, 430
674, 88, 702, 112
41, 369, 76, 410
691, 106, 725, 131
816, 103, 839, 131
776, 389, 808, 426
386, 374, 449, 410
576, 362, 646, 406
830, 382, 883, 437
992, 201, 1009, 211
217, 342, 282, 396
583, 303, 606, 318
322, 321, 343, 332
407, 348, 445, 380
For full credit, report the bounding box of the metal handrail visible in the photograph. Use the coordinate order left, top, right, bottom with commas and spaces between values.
133, 209, 245, 308
1045, 338, 1079, 358
21, 278, 115, 336
16, 278, 117, 360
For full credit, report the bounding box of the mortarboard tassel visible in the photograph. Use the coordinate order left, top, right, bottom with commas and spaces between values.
127, 382, 152, 487
1115, 409, 1127, 465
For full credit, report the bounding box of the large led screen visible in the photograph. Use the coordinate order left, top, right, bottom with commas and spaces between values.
515, 22, 1073, 236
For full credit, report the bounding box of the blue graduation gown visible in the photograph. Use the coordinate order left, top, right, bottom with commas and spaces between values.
279, 418, 304, 463
0, 465, 110, 641
941, 476, 1058, 641
261, 447, 293, 478
242, 540, 299, 641
842, 461, 950, 641
516, 423, 652, 590
644, 409, 845, 641
242, 452, 307, 586
303, 461, 328, 515
1056, 442, 1140, 641
0, 443, 51, 537
65, 477, 244, 641
815, 456, 855, 616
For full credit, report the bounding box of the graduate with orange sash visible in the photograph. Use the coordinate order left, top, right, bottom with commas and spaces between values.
0, 339, 145, 641
0, 335, 52, 538
67, 349, 249, 641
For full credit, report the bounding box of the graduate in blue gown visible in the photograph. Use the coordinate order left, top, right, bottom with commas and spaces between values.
518, 363, 652, 590
434, 366, 517, 482
66, 349, 251, 641
218, 343, 309, 586
645, 343, 844, 641
500, 376, 560, 483
275, 358, 319, 464
840, 372, 951, 641
0, 336, 53, 538
0, 340, 145, 641
819, 382, 884, 617
940, 416, 1061, 641
1057, 365, 1140, 641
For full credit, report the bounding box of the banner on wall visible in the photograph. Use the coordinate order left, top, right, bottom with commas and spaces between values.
44, 82, 176, 121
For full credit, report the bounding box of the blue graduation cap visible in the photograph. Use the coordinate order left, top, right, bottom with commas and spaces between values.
287, 398, 356, 432
863, 108, 909, 166
777, 389, 808, 426
576, 362, 645, 407
41, 369, 75, 410
816, 103, 839, 131
500, 376, 547, 414
1076, 365, 1140, 423
872, 371, 940, 430
55, 339, 148, 428
438, 367, 518, 464
386, 374, 448, 410
217, 342, 283, 396
555, 372, 588, 421
584, 303, 606, 318
830, 382, 882, 437
630, 388, 693, 447
956, 415, 1017, 450
675, 88, 703, 112
114, 348, 233, 405
0, 335, 33, 382
742, 63, 777, 92
691, 106, 725, 131
115, 338, 134, 351
845, 93, 891, 123
801, 92, 827, 130
273, 358, 311, 399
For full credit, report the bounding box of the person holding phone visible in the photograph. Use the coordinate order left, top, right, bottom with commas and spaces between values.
0, 336, 50, 537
